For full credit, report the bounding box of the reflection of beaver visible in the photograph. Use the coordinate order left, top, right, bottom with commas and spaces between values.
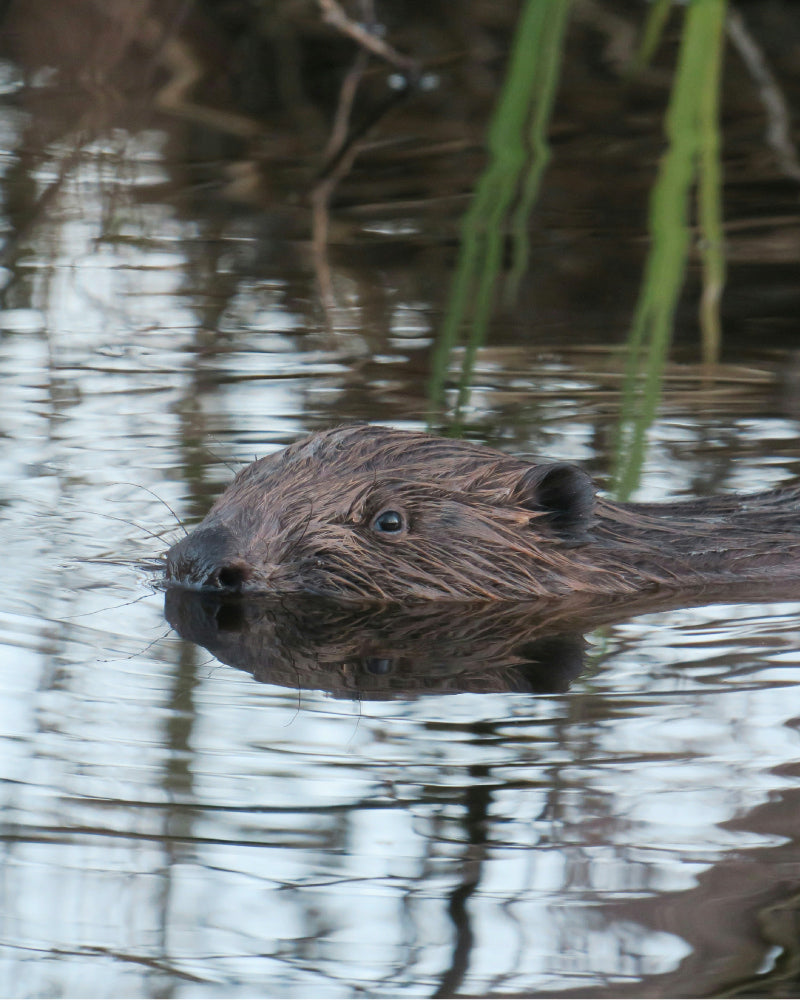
164, 588, 590, 696
165, 424, 800, 602
165, 583, 800, 697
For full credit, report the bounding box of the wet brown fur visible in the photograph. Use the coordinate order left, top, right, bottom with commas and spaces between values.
165, 424, 800, 603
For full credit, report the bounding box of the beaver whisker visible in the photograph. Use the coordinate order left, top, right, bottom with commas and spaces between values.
113, 483, 189, 537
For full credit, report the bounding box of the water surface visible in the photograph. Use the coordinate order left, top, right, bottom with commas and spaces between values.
2, 3, 800, 996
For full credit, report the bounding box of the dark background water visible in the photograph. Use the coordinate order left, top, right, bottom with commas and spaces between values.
2, 1, 800, 996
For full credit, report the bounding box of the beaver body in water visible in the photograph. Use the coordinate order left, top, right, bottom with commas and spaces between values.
164, 424, 800, 602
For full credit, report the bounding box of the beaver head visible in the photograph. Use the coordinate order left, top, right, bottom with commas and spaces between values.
164, 424, 609, 602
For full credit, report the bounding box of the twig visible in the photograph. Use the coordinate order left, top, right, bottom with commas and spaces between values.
317, 0, 418, 76
323, 48, 369, 163
727, 6, 800, 183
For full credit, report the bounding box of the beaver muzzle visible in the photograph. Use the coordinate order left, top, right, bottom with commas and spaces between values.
166, 523, 260, 593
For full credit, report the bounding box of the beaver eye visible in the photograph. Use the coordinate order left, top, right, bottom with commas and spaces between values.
372, 509, 405, 534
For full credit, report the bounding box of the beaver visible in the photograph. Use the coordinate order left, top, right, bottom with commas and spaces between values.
164, 423, 800, 603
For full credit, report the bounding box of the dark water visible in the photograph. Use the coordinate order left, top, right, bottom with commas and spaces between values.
2, 2, 800, 996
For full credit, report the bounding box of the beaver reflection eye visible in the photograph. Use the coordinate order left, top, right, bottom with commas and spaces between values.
364, 656, 393, 675
371, 509, 405, 534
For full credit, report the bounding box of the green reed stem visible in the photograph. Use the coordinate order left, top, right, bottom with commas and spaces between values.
505, 0, 571, 304
629, 0, 674, 74
614, 0, 727, 500
430, 0, 571, 423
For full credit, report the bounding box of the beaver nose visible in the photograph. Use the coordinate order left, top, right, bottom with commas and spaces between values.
166, 524, 255, 592
204, 558, 253, 590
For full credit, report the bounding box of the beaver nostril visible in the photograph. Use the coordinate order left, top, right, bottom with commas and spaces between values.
207, 560, 252, 591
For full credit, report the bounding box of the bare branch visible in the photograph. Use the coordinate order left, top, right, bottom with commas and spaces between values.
727, 6, 800, 183
317, 0, 418, 75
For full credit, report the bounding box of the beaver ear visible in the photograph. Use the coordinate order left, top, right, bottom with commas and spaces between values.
512, 463, 595, 531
